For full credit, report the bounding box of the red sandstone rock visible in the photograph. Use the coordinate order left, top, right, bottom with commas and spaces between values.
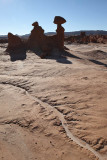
6, 17, 66, 58
56, 25, 65, 50
27, 22, 45, 50
65, 34, 107, 44
27, 17, 66, 54
54, 16, 66, 50
32, 21, 39, 27
7, 33, 23, 51
54, 16, 66, 24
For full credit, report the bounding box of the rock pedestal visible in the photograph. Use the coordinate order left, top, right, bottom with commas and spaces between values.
54, 16, 66, 50
56, 24, 65, 50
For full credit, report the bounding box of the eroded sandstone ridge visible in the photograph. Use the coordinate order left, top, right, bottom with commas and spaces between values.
7, 16, 66, 58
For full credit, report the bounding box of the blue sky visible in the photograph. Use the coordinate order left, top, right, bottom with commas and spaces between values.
0, 0, 107, 35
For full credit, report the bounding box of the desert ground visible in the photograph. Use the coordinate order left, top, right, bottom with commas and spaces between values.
0, 43, 107, 160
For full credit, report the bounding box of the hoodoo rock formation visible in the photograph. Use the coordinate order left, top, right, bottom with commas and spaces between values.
7, 16, 67, 58
6, 33, 23, 51
27, 22, 45, 50
27, 16, 66, 54
54, 16, 66, 50
6, 33, 26, 61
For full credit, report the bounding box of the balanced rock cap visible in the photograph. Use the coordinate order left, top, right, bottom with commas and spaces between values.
54, 16, 66, 24
32, 22, 39, 27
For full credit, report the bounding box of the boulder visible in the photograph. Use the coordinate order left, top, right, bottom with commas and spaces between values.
54, 16, 66, 24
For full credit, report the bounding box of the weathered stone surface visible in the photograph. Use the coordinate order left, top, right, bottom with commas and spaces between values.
54, 16, 66, 50
32, 21, 39, 27
56, 25, 65, 50
27, 17, 66, 56
6, 33, 26, 61
6, 33, 23, 51
1, 43, 107, 159
27, 22, 45, 50
54, 16, 66, 24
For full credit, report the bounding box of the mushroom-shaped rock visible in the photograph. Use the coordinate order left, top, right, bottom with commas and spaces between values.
54, 16, 66, 24
32, 21, 39, 27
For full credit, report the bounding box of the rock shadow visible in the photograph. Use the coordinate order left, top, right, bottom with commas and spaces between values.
89, 59, 107, 67
30, 48, 72, 64
62, 49, 82, 60
56, 56, 72, 64
7, 48, 27, 62
29, 48, 43, 57
52, 49, 82, 64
